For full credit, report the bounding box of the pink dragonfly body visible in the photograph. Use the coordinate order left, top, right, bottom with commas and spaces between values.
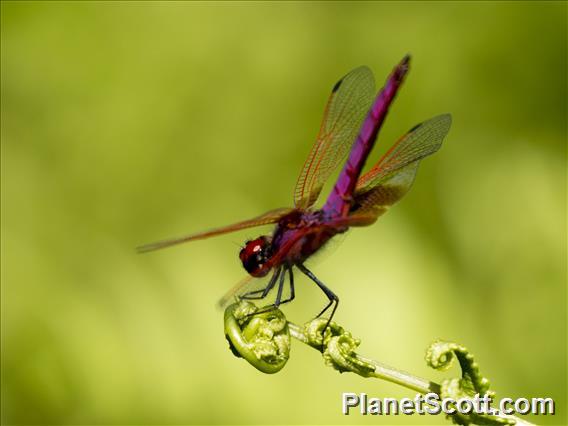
139, 55, 451, 321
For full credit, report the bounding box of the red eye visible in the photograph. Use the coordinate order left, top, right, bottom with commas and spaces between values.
239, 236, 272, 277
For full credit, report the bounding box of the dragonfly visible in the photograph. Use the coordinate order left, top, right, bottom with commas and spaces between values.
138, 55, 451, 326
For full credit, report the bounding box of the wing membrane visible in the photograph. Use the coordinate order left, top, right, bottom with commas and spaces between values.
350, 162, 419, 221
137, 207, 293, 253
218, 274, 264, 308
357, 114, 451, 189
349, 114, 451, 221
294, 66, 375, 209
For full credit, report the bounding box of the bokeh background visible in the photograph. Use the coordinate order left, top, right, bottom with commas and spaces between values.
1, 1, 566, 425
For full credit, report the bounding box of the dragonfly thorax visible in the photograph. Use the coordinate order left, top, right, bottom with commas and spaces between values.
239, 236, 272, 277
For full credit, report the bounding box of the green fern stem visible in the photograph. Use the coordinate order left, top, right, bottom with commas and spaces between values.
224, 302, 536, 426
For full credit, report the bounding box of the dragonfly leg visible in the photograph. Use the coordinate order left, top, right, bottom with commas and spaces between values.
240, 268, 281, 301
275, 265, 296, 307
276, 265, 295, 306
247, 265, 297, 316
239, 288, 265, 298
274, 266, 287, 307
297, 263, 339, 337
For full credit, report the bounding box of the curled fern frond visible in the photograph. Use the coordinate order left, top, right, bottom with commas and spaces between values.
222, 311, 534, 426
224, 302, 290, 374
426, 340, 490, 394
303, 317, 342, 348
301, 318, 375, 376
426, 340, 513, 426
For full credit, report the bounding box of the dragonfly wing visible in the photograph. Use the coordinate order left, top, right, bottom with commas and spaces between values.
137, 207, 293, 253
349, 162, 419, 223
217, 275, 253, 308
294, 66, 375, 209
349, 114, 452, 222
357, 114, 451, 188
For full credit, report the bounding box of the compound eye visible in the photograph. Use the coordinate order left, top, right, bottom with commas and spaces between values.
239, 236, 272, 277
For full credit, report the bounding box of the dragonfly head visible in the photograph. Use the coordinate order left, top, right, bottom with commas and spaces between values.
240, 236, 272, 277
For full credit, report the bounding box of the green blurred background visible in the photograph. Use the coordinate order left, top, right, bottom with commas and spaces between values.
1, 1, 565, 424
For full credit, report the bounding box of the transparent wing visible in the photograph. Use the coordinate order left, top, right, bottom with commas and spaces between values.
217, 273, 273, 308
137, 207, 293, 253
218, 275, 253, 308
294, 66, 375, 209
357, 114, 451, 189
349, 114, 452, 222
349, 162, 419, 223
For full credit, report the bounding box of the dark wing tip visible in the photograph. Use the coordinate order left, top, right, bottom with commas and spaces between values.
408, 121, 423, 133
408, 113, 453, 134
332, 65, 372, 93
331, 77, 343, 93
